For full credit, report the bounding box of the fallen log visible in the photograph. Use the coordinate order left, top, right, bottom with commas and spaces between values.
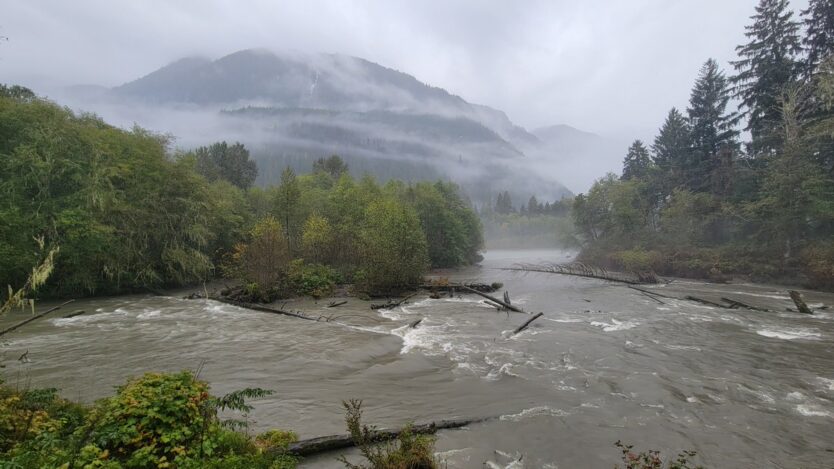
420, 282, 500, 293
627, 285, 677, 299
210, 297, 317, 321
460, 286, 526, 314
684, 296, 729, 308
513, 312, 544, 335
483, 300, 504, 310
287, 417, 489, 457
370, 292, 417, 310
62, 310, 86, 319
0, 300, 75, 337
327, 300, 348, 308
720, 297, 770, 312
788, 290, 813, 315
503, 262, 659, 285
636, 290, 665, 304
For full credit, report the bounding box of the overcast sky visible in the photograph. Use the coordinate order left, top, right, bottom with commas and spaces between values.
0, 0, 809, 141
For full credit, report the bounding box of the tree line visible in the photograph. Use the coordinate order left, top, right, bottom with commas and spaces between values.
0, 92, 483, 298
573, 0, 834, 288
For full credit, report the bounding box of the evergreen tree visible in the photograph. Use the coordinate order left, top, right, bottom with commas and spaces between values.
652, 108, 692, 189
687, 59, 739, 191
802, 0, 834, 76
495, 191, 513, 214
194, 141, 258, 189
731, 0, 803, 154
622, 140, 651, 180
527, 195, 539, 214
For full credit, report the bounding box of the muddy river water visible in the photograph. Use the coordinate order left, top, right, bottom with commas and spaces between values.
1, 250, 833, 468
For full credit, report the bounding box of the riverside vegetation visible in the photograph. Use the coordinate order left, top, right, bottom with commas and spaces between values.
571, 0, 834, 290
0, 87, 483, 301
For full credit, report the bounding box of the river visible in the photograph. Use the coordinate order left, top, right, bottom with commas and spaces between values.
1, 249, 833, 468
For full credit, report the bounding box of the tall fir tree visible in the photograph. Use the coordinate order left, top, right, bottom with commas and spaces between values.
652, 107, 692, 190
731, 0, 803, 154
687, 59, 739, 191
622, 140, 652, 180
802, 0, 834, 76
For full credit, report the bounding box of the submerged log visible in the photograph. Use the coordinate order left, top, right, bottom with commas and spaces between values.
210, 296, 317, 321
287, 417, 489, 457
503, 262, 659, 285
513, 312, 544, 335
370, 292, 417, 310
327, 300, 348, 308
720, 297, 770, 312
788, 290, 813, 315
409, 318, 423, 328
460, 286, 526, 314
420, 282, 500, 293
62, 310, 86, 319
626, 285, 677, 299
0, 300, 75, 337
684, 296, 729, 308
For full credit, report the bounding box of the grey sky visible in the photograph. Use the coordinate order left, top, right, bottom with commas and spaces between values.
0, 0, 808, 141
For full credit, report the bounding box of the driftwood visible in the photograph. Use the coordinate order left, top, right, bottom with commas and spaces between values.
286, 417, 488, 457
503, 262, 659, 285
513, 312, 544, 335
420, 282, 500, 293
789, 290, 813, 315
62, 310, 86, 319
684, 296, 729, 308
0, 300, 75, 337
327, 300, 348, 308
370, 292, 417, 310
720, 297, 770, 312
627, 285, 677, 299
460, 286, 526, 314
210, 296, 317, 321
409, 318, 423, 328
636, 290, 665, 304
484, 300, 505, 310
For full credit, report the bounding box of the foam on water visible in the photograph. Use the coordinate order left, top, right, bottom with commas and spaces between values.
796, 404, 834, 418
590, 319, 639, 332
499, 406, 569, 422
755, 328, 821, 340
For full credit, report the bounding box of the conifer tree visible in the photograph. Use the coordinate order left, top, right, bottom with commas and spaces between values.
621, 140, 651, 180
527, 195, 539, 214
731, 0, 803, 154
687, 59, 739, 191
802, 0, 834, 76
652, 108, 692, 189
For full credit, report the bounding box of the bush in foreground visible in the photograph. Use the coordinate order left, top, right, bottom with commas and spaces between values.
0, 372, 296, 468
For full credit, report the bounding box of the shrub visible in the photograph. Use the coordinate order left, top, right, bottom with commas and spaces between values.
0, 372, 296, 469
615, 440, 703, 469
338, 399, 438, 469
287, 260, 341, 298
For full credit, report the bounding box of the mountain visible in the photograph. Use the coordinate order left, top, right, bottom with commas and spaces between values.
67, 49, 574, 203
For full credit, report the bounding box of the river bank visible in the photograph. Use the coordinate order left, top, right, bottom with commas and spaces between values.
2, 249, 833, 467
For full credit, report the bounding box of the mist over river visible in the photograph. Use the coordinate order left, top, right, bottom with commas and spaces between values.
1, 250, 833, 468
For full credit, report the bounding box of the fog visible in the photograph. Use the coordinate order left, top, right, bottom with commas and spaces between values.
0, 0, 810, 193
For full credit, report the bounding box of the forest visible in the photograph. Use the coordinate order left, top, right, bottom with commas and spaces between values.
572, 0, 834, 289
0, 89, 483, 300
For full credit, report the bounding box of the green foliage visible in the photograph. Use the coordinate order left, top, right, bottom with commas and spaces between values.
287, 260, 341, 298
622, 140, 652, 181
0, 372, 295, 469
194, 141, 258, 189
312, 154, 349, 179
614, 441, 703, 469
0, 94, 226, 296
359, 199, 428, 293
339, 400, 438, 469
